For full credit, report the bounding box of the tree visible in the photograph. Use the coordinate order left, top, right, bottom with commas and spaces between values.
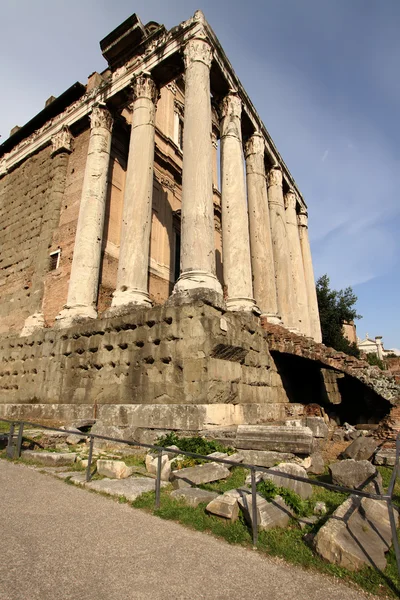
316, 274, 361, 357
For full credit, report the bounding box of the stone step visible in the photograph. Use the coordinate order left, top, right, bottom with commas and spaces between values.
235, 425, 313, 454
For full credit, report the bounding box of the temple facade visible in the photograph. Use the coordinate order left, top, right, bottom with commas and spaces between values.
0, 11, 321, 341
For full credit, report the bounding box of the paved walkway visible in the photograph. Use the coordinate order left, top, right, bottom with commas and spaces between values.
0, 461, 374, 600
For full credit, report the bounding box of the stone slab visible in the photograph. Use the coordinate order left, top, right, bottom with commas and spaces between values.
238, 449, 296, 468
315, 496, 398, 570
329, 460, 383, 495
238, 493, 292, 530
235, 425, 313, 454
374, 448, 396, 467
171, 462, 231, 487
85, 477, 167, 501
170, 488, 219, 507
342, 436, 378, 461
263, 463, 313, 499
21, 451, 76, 466
55, 472, 87, 485
206, 493, 240, 521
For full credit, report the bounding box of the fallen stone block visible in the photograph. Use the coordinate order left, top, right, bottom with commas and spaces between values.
374, 448, 396, 467
206, 491, 244, 521
263, 463, 313, 499
206, 452, 229, 460
306, 452, 325, 475
239, 493, 292, 530
96, 459, 134, 480
85, 477, 167, 501
239, 449, 296, 468
342, 436, 378, 461
171, 462, 230, 488
55, 472, 87, 485
145, 453, 172, 481
329, 459, 383, 494
314, 496, 398, 570
170, 488, 219, 507
306, 417, 329, 439
236, 425, 313, 454
68, 419, 96, 431
21, 451, 76, 466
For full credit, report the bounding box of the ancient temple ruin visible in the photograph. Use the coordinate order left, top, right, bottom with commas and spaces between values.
0, 11, 398, 433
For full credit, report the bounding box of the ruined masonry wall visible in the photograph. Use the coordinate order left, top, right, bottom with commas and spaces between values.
0, 146, 52, 333
0, 304, 298, 430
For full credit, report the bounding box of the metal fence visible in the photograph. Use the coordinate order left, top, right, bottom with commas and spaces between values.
2, 417, 400, 581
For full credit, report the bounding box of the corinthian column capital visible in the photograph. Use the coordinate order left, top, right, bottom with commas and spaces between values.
132, 73, 158, 104
245, 132, 264, 158
298, 207, 308, 228
184, 38, 213, 69
284, 189, 297, 211
267, 165, 283, 188
90, 105, 113, 132
220, 92, 242, 119
51, 125, 73, 156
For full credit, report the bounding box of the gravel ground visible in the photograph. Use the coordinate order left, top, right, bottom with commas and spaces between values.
0, 460, 376, 600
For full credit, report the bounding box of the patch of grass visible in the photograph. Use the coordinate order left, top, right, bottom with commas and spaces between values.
122, 455, 146, 468
377, 465, 400, 507
0, 421, 10, 433
131, 485, 400, 597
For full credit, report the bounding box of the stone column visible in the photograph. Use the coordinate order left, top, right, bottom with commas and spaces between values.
21, 127, 73, 336
285, 190, 310, 336
245, 132, 279, 321
267, 165, 296, 329
220, 92, 256, 312
111, 73, 158, 309
56, 105, 113, 327
172, 38, 223, 300
298, 208, 322, 342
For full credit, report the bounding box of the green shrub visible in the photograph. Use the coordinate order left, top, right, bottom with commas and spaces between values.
155, 432, 233, 456
257, 479, 308, 516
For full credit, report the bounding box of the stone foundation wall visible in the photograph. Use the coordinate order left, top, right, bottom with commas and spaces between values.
0, 303, 292, 429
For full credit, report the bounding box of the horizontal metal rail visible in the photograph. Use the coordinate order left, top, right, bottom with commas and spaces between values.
1, 416, 399, 582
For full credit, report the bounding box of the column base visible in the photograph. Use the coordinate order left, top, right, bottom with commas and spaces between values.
110, 287, 153, 310
55, 304, 98, 329
226, 297, 259, 313
20, 312, 45, 337
173, 270, 223, 296
261, 313, 282, 325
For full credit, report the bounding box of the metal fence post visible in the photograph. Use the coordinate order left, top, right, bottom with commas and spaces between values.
86, 436, 94, 482
6, 422, 15, 459
251, 467, 258, 548
16, 422, 24, 458
155, 449, 163, 509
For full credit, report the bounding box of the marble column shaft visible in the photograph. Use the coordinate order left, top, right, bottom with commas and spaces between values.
220, 93, 256, 311
298, 209, 322, 342
57, 106, 113, 327
21, 127, 73, 336
285, 190, 310, 335
173, 37, 222, 298
245, 132, 279, 320
267, 166, 296, 329
112, 74, 158, 308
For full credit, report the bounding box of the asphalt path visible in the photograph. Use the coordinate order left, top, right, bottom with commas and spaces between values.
0, 461, 375, 600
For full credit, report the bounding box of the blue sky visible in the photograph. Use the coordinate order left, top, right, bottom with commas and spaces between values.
1, 0, 399, 349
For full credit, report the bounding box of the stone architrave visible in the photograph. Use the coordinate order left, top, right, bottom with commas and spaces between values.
245, 132, 279, 321
56, 106, 113, 328
298, 208, 322, 342
111, 73, 158, 309
21, 126, 73, 336
267, 166, 297, 330
172, 37, 223, 300
284, 190, 310, 336
220, 92, 256, 312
